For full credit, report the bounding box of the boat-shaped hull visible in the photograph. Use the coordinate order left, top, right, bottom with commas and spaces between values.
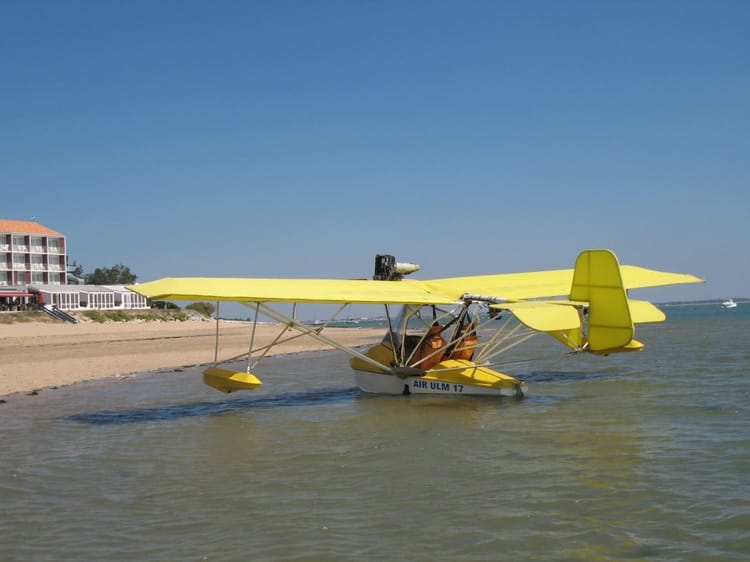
352, 359, 527, 398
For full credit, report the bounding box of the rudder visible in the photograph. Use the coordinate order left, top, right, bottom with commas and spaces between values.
571, 249, 634, 352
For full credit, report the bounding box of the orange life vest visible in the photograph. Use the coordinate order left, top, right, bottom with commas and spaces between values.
411, 325, 446, 370
449, 322, 478, 361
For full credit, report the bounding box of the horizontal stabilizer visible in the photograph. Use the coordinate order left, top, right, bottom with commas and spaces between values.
590, 338, 645, 355
490, 301, 581, 332
628, 300, 666, 323
548, 298, 665, 324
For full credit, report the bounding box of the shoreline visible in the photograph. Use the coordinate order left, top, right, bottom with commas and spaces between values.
0, 320, 383, 399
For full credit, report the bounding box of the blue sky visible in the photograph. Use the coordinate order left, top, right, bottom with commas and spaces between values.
2, 0, 748, 302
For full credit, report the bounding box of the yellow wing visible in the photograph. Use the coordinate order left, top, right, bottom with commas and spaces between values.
421, 263, 702, 301
128, 277, 457, 304
129, 249, 703, 307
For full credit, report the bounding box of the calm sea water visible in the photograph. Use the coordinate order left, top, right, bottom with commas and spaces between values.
1, 304, 749, 561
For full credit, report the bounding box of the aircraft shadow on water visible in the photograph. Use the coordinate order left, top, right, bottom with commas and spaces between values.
67, 387, 360, 426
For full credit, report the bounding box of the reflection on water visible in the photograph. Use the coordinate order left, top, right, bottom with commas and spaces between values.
2, 310, 750, 561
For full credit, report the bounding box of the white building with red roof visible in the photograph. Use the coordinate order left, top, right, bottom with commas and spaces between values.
0, 219, 67, 286
0, 219, 148, 312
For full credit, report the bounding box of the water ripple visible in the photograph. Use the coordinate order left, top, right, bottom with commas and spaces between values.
3, 308, 749, 561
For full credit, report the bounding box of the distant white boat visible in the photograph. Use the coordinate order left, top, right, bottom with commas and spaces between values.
722, 298, 738, 309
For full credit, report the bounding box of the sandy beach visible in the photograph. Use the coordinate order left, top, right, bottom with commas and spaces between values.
0, 319, 383, 397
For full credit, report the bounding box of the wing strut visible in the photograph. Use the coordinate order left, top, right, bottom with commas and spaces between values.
241, 302, 395, 374
247, 303, 260, 369
474, 314, 539, 364
205, 301, 264, 393
213, 300, 221, 364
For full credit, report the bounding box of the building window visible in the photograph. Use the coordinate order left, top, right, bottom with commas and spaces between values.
12, 235, 27, 251
48, 238, 63, 254
52, 292, 78, 310
30, 237, 44, 253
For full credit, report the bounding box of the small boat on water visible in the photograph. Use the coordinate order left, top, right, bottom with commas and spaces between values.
722, 298, 738, 309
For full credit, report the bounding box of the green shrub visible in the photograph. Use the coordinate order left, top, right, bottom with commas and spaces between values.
151, 300, 180, 310
0, 311, 55, 324
106, 311, 131, 322
185, 302, 215, 318
83, 311, 107, 323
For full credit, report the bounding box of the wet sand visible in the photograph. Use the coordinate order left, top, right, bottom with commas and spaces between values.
0, 319, 383, 397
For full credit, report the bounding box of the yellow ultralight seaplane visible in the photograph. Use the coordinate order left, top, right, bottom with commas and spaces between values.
128, 249, 702, 399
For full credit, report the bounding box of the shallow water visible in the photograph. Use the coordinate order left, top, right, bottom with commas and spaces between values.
1, 305, 749, 561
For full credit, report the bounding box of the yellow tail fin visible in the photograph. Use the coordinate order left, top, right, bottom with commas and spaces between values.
571, 249, 634, 352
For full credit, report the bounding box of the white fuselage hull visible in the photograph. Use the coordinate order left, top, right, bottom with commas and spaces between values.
352, 369, 526, 398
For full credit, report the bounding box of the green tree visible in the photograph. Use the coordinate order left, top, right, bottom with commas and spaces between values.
67, 260, 85, 278
186, 302, 216, 318
151, 300, 180, 310
85, 264, 137, 285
